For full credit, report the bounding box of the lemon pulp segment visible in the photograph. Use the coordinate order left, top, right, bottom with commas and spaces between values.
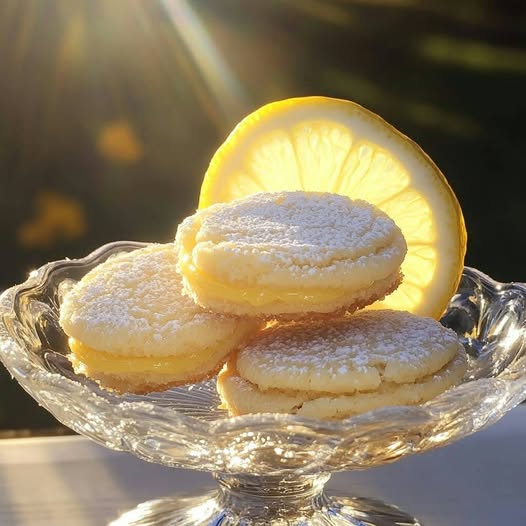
70, 338, 232, 375
198, 97, 466, 318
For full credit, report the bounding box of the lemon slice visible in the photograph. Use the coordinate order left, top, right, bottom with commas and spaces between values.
199, 96, 466, 319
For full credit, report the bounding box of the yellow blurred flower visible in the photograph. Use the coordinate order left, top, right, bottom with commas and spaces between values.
17, 192, 87, 249
97, 120, 144, 164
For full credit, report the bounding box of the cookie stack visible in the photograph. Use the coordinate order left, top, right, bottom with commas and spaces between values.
60, 191, 466, 419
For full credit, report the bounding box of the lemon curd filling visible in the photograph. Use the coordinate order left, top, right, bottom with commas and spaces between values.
180, 261, 348, 307
69, 338, 232, 375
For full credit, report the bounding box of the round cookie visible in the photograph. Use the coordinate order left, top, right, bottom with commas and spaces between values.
218, 352, 467, 419
217, 310, 467, 419
60, 244, 260, 394
175, 191, 407, 316
237, 310, 461, 393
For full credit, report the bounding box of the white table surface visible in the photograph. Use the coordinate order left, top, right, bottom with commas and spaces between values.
1, 405, 526, 526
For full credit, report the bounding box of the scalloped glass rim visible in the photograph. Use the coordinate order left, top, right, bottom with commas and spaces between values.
1, 240, 526, 473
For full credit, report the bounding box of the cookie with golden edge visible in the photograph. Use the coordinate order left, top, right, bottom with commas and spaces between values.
175, 191, 407, 316
217, 310, 467, 419
59, 244, 260, 394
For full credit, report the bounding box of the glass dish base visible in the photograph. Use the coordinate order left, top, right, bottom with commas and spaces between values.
110, 474, 420, 526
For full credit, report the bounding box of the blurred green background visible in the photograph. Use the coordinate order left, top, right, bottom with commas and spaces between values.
1, 0, 525, 433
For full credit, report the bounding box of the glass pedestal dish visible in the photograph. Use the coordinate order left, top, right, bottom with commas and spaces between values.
1, 241, 526, 526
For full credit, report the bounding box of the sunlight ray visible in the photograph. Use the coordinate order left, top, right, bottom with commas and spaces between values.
13, 0, 38, 63
159, 0, 249, 130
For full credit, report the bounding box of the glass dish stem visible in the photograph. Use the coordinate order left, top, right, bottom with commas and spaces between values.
111, 471, 422, 525
216, 472, 330, 519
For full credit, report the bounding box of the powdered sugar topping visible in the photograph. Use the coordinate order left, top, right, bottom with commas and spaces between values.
60, 244, 254, 356
196, 192, 400, 264
237, 310, 463, 391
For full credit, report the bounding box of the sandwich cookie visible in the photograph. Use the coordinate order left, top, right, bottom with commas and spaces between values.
59, 244, 260, 394
217, 310, 467, 419
175, 191, 407, 316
